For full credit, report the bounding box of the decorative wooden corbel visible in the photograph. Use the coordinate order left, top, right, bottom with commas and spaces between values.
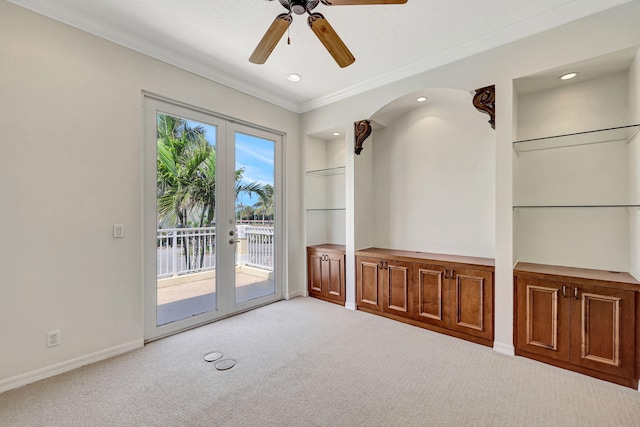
354, 120, 372, 155
473, 85, 495, 129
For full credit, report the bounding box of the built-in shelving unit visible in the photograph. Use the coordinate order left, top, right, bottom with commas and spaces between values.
305, 135, 347, 248
513, 122, 639, 272
512, 61, 640, 388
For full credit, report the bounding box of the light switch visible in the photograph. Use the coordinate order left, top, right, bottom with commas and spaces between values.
113, 224, 124, 238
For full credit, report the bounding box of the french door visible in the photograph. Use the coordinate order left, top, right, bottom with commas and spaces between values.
144, 96, 283, 340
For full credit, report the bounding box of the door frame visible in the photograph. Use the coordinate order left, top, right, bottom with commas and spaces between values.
142, 93, 286, 341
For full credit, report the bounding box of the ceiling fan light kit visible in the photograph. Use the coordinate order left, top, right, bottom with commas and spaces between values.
251, 0, 408, 68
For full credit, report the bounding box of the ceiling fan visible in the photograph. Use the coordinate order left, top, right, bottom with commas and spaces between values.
249, 0, 408, 68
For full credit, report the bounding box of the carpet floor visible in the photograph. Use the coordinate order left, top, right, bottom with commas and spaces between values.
1, 297, 639, 426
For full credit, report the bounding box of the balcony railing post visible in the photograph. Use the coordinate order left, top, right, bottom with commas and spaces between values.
172, 229, 178, 277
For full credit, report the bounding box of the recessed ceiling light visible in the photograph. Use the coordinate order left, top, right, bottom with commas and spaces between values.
332, 132, 341, 136
558, 72, 579, 81
416, 97, 427, 102
287, 73, 301, 82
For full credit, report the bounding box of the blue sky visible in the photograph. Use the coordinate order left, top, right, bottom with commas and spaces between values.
200, 124, 274, 207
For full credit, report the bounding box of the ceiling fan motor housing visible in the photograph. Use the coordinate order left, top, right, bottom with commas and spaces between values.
291, 0, 308, 15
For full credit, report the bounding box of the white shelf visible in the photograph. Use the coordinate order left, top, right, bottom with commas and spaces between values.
305, 166, 346, 176
513, 124, 640, 153
513, 204, 640, 209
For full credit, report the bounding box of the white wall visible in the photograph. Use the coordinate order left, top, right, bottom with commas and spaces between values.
301, 1, 640, 354
372, 97, 495, 258
517, 71, 630, 139
630, 51, 640, 280
0, 2, 301, 389
515, 71, 631, 271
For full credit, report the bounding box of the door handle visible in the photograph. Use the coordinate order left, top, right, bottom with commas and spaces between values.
561, 285, 567, 298
443, 269, 448, 279
379, 261, 384, 269
384, 261, 388, 270
229, 238, 240, 245
574, 287, 579, 300
450, 269, 455, 279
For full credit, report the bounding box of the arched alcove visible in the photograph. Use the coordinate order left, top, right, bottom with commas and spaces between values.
355, 87, 496, 258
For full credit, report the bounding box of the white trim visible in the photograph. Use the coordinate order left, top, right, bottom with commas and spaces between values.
7, 0, 630, 114
286, 290, 306, 300
6, 0, 300, 113
300, 0, 631, 112
493, 342, 516, 357
345, 301, 357, 311
0, 340, 143, 394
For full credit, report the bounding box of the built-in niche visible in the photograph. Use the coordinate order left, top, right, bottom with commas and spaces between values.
513, 47, 640, 279
359, 88, 496, 258
305, 132, 347, 246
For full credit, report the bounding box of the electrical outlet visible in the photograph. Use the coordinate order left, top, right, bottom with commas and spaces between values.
47, 330, 60, 348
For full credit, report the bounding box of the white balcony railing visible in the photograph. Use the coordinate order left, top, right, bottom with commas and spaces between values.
157, 227, 216, 279
157, 226, 274, 278
244, 226, 274, 271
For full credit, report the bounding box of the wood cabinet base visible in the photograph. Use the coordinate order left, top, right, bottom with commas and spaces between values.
308, 244, 346, 305
356, 248, 495, 348
514, 262, 640, 389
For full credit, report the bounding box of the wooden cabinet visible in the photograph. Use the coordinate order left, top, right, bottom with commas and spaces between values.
515, 262, 640, 388
356, 256, 411, 318
414, 264, 493, 341
356, 248, 495, 346
307, 244, 345, 305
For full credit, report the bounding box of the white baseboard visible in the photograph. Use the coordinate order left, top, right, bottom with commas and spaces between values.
493, 341, 515, 357
285, 290, 306, 300
345, 301, 356, 311
0, 339, 143, 394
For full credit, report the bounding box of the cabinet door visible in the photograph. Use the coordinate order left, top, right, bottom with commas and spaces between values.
570, 284, 636, 378
356, 256, 382, 311
515, 276, 570, 362
325, 252, 345, 303
307, 250, 325, 298
413, 263, 447, 328
448, 268, 494, 340
382, 260, 412, 318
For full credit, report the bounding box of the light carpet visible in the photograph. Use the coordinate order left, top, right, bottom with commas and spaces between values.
1, 297, 640, 426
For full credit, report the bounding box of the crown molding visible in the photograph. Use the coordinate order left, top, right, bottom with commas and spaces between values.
7, 0, 303, 113
299, 0, 631, 112
8, 0, 631, 115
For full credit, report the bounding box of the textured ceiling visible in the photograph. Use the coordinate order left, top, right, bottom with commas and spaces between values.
7, 0, 632, 112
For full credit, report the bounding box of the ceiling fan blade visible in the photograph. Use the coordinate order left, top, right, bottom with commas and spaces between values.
308, 13, 355, 68
249, 13, 292, 64
322, 0, 407, 5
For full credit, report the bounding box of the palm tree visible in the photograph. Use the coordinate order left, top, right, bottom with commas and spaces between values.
156, 114, 267, 269
253, 184, 274, 223
156, 114, 210, 229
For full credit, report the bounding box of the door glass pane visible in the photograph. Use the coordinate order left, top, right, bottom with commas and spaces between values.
156, 113, 218, 325
234, 132, 276, 304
